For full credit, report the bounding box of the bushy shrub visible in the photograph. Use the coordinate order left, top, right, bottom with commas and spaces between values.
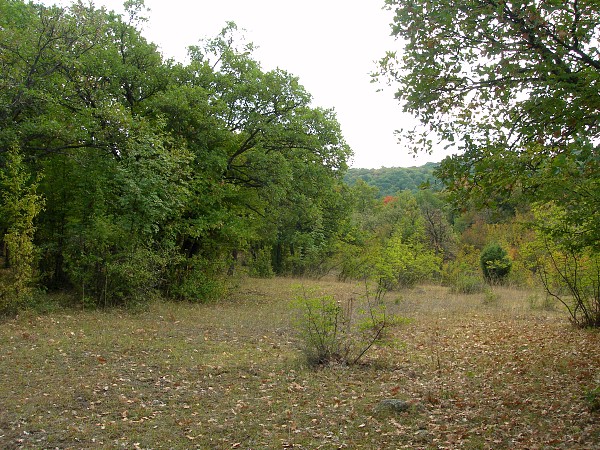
66, 244, 165, 308
378, 234, 441, 289
480, 243, 512, 283
0, 147, 44, 316
524, 203, 600, 328
442, 245, 485, 293
291, 286, 395, 367
168, 255, 229, 303
482, 288, 500, 305
585, 386, 600, 412
527, 293, 555, 311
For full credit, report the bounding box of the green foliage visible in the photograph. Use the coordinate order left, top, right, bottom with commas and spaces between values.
0, 146, 44, 315
585, 386, 600, 413
482, 289, 500, 306
527, 293, 555, 312
443, 244, 482, 292
66, 242, 166, 308
524, 203, 600, 328
344, 163, 441, 197
450, 274, 486, 295
378, 233, 441, 289
415, 190, 457, 260
379, 0, 600, 323
248, 247, 274, 278
291, 286, 392, 367
480, 243, 512, 284
0, 2, 351, 309
168, 255, 229, 303
380, 0, 600, 168
335, 188, 445, 288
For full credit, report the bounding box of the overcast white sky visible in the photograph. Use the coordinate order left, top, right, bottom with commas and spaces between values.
42, 0, 451, 168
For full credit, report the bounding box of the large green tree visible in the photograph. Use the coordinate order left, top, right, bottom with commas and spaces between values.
179, 23, 351, 277
379, 0, 600, 249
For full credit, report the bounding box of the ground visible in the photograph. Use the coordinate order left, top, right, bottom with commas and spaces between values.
0, 277, 598, 449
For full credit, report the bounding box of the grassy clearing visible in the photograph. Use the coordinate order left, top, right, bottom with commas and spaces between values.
0, 277, 598, 449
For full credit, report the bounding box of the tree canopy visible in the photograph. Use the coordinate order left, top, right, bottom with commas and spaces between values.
0, 0, 351, 309
379, 0, 599, 249
344, 162, 441, 197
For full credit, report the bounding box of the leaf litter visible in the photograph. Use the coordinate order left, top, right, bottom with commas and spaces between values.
0, 278, 598, 448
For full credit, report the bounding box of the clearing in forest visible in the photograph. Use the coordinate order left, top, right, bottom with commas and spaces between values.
0, 277, 598, 449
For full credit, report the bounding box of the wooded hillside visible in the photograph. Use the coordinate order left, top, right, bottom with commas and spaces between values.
344, 162, 441, 197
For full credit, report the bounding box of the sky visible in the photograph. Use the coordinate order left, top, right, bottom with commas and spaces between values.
41, 0, 452, 168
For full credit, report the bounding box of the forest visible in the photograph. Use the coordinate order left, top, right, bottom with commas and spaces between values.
344, 162, 442, 196
0, 0, 354, 310
1, 0, 599, 448
1, 0, 598, 329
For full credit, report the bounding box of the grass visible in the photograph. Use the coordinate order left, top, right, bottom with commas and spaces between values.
0, 277, 599, 449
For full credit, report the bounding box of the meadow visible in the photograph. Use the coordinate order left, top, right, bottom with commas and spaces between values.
1, 277, 598, 449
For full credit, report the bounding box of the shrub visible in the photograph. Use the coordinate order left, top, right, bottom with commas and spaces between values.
291, 286, 396, 367
524, 203, 600, 328
0, 146, 44, 316
585, 386, 600, 412
450, 274, 486, 294
482, 288, 500, 305
168, 255, 229, 303
443, 245, 486, 294
480, 243, 512, 284
66, 245, 165, 308
378, 234, 441, 289
527, 293, 555, 311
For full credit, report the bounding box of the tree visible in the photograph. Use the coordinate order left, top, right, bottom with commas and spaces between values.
480, 242, 512, 284
380, 0, 600, 325
181, 23, 352, 277
379, 0, 600, 250
0, 146, 44, 314
415, 190, 456, 260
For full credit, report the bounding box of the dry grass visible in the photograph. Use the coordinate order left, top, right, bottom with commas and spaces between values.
0, 277, 598, 449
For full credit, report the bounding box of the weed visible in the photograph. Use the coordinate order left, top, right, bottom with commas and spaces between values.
585, 386, 600, 412
527, 293, 556, 311
482, 288, 500, 305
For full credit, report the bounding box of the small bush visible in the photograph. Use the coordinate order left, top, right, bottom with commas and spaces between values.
379, 236, 441, 289
442, 244, 482, 292
523, 207, 600, 328
169, 255, 228, 303
67, 246, 165, 308
291, 286, 396, 367
482, 288, 500, 305
585, 386, 600, 412
527, 293, 555, 311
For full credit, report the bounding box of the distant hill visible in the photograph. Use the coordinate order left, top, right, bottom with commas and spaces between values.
344, 162, 441, 197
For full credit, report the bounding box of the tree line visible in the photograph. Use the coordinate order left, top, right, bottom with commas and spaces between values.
344, 162, 441, 197
0, 0, 351, 311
